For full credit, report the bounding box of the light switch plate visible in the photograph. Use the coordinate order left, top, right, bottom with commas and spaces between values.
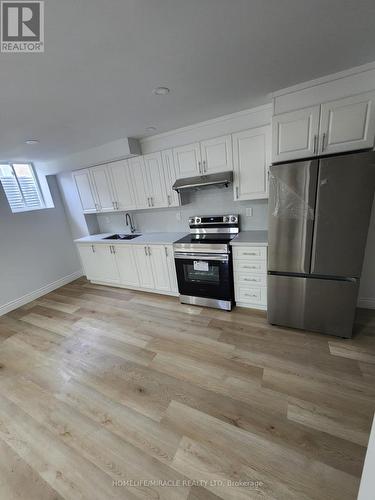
245, 207, 253, 217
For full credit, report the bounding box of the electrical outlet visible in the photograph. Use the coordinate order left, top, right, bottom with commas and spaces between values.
245, 207, 253, 217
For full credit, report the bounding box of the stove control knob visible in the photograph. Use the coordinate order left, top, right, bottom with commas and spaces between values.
195, 217, 201, 224
189, 218, 194, 224
223, 216, 229, 223
230, 216, 237, 223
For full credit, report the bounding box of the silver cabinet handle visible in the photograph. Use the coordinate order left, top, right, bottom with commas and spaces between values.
144, 246, 148, 256
91, 245, 95, 253
115, 201, 119, 210
321, 132, 327, 152
198, 161, 202, 174
165, 246, 168, 257
203, 160, 207, 173
148, 246, 151, 256
109, 245, 112, 254
235, 186, 239, 199
147, 197, 151, 207
243, 265, 259, 269
112, 245, 116, 254
167, 195, 171, 206
313, 134, 318, 154
94, 203, 99, 211
150, 197, 154, 207
244, 293, 258, 298
244, 278, 259, 282
243, 252, 258, 256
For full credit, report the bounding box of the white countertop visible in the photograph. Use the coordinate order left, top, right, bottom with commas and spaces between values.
75, 232, 188, 246
230, 231, 268, 246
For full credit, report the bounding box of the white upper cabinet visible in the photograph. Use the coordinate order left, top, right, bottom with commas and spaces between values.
200, 135, 233, 174
73, 169, 98, 213
90, 165, 115, 212
108, 160, 137, 211
128, 156, 149, 209
143, 152, 168, 208
272, 106, 320, 163
233, 126, 271, 201
319, 92, 375, 155
173, 143, 202, 178
161, 149, 180, 207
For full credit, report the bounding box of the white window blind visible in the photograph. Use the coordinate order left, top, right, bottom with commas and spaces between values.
0, 163, 45, 213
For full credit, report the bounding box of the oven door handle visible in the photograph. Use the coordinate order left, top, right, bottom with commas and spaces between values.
174, 253, 229, 261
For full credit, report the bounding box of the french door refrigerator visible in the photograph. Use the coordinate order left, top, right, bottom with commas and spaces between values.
268, 150, 375, 338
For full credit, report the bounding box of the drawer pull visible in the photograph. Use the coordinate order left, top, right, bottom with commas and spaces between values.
243, 252, 258, 256
244, 293, 258, 298
243, 265, 259, 270
244, 278, 259, 282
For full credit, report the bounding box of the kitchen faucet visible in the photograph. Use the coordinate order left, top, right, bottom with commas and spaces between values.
125, 213, 136, 233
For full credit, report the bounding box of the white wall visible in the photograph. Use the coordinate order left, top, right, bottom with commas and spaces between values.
0, 175, 82, 315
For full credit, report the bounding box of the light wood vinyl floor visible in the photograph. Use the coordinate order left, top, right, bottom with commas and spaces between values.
0, 278, 374, 500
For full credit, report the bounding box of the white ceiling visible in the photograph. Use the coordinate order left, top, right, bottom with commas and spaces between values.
1, 0, 375, 164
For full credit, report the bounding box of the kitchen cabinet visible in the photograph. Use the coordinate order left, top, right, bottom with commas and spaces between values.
319, 92, 375, 155
72, 169, 97, 214
233, 246, 267, 310
143, 152, 168, 208
115, 245, 140, 287
233, 126, 271, 200
173, 143, 201, 178
272, 91, 375, 162
165, 245, 178, 293
272, 106, 320, 163
148, 245, 172, 292
128, 157, 149, 209
108, 160, 137, 211
90, 165, 114, 212
133, 245, 155, 289
77, 244, 120, 284
200, 135, 232, 173
161, 149, 180, 207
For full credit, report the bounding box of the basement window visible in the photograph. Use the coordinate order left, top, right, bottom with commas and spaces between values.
0, 163, 46, 213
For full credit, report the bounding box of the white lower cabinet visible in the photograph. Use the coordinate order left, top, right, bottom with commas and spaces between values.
115, 245, 140, 287
233, 246, 267, 310
78, 243, 178, 296
77, 244, 120, 284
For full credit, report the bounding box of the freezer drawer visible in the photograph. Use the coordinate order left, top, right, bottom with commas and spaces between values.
267, 274, 359, 338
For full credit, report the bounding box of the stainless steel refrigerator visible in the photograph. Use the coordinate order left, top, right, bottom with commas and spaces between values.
267, 150, 375, 338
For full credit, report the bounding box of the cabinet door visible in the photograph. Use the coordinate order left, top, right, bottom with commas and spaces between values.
128, 157, 149, 209
143, 152, 168, 208
133, 245, 155, 289
200, 135, 233, 174
165, 245, 178, 293
319, 92, 375, 155
161, 149, 180, 207
95, 245, 120, 283
173, 143, 201, 178
115, 245, 140, 287
73, 170, 97, 213
108, 160, 137, 211
148, 245, 171, 292
77, 244, 100, 280
272, 106, 320, 162
233, 126, 271, 201
90, 165, 115, 212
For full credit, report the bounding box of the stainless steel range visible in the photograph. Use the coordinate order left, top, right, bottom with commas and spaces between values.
173, 215, 239, 311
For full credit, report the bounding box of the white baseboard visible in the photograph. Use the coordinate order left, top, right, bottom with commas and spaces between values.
0, 270, 84, 317
357, 297, 375, 309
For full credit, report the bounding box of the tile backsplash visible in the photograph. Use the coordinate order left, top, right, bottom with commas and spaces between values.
94, 187, 268, 234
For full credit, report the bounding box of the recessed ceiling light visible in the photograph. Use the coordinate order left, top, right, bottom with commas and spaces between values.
146, 126, 157, 133
25, 139, 39, 145
152, 86, 170, 96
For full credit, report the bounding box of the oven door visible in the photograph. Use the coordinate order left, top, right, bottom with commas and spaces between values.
174, 252, 233, 301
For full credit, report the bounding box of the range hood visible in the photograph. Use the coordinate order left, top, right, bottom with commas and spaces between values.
172, 171, 233, 192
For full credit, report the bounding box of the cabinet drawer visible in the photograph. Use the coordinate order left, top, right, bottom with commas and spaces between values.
234, 260, 267, 274
235, 285, 267, 305
233, 246, 267, 260
234, 272, 267, 287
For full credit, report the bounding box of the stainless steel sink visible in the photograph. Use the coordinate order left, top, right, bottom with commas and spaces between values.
103, 234, 141, 240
